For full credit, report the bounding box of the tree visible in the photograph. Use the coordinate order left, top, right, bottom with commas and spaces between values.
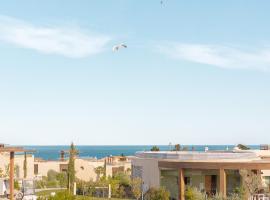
131, 177, 142, 200
239, 169, 263, 197
118, 185, 126, 198
67, 142, 77, 193
151, 146, 160, 151
23, 152, 27, 178
0, 168, 4, 178
47, 170, 59, 181
94, 166, 105, 181
56, 172, 68, 188
174, 144, 181, 151
237, 144, 250, 150
144, 187, 170, 200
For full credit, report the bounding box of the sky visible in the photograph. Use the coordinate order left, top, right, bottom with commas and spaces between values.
0, 0, 270, 145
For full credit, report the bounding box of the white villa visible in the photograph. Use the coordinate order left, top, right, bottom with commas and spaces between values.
131, 147, 270, 200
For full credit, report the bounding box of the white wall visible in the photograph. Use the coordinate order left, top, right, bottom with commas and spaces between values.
131, 157, 160, 192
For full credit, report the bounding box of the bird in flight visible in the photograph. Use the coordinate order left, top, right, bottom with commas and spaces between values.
113, 43, 127, 52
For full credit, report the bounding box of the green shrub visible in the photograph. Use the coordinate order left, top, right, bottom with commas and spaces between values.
144, 187, 170, 200
14, 180, 20, 190
46, 180, 58, 188
150, 146, 160, 151
210, 193, 226, 200
227, 193, 242, 200
185, 187, 206, 200
47, 170, 59, 182
38, 191, 75, 200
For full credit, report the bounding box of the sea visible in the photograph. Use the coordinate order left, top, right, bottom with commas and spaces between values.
21, 145, 261, 161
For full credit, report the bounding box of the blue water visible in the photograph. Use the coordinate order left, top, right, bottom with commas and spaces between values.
22, 145, 260, 160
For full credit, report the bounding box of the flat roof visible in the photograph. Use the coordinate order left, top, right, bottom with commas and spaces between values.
135, 151, 260, 161
0, 146, 35, 153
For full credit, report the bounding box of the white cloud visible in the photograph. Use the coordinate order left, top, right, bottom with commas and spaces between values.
0, 15, 111, 58
158, 43, 270, 71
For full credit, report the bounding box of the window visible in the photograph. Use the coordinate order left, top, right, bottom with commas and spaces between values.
184, 177, 191, 185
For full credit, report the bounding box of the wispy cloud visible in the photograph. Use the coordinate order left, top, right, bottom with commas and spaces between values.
158, 43, 270, 71
0, 15, 111, 58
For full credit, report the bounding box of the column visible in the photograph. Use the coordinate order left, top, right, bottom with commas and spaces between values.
10, 151, 15, 200
219, 168, 226, 198
178, 168, 185, 200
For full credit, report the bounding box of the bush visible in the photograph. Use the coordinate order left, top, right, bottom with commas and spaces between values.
38, 191, 75, 200
237, 144, 250, 150
35, 179, 47, 189
56, 172, 68, 187
35, 170, 67, 189
227, 193, 242, 200
14, 180, 20, 190
144, 187, 170, 200
210, 193, 226, 200
47, 170, 59, 182
150, 146, 160, 151
185, 187, 206, 200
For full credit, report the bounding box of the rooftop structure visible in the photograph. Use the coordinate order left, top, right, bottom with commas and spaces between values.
135, 150, 260, 161
132, 150, 270, 200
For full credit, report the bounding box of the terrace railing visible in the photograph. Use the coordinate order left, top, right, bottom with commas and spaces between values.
249, 194, 270, 200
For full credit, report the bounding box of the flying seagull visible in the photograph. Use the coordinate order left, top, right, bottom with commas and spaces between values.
113, 43, 127, 52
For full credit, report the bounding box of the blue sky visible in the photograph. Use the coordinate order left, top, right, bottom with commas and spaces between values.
0, 0, 270, 145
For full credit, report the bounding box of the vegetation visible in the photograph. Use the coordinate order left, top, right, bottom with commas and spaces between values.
38, 191, 75, 200
68, 142, 77, 193
173, 144, 189, 151
76, 171, 131, 198
144, 187, 170, 200
35, 170, 67, 189
185, 187, 206, 200
38, 189, 130, 200
131, 177, 142, 200
239, 169, 264, 197
3, 164, 20, 178
0, 167, 4, 178
94, 166, 105, 180
173, 144, 181, 151
150, 146, 160, 151
14, 180, 20, 190
24, 152, 27, 178
237, 144, 250, 150
37, 187, 169, 200
185, 186, 246, 200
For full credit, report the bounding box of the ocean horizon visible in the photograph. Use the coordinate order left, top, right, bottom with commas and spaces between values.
21, 145, 261, 160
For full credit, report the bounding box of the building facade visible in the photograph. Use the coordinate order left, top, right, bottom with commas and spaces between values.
0, 151, 131, 182
132, 150, 270, 200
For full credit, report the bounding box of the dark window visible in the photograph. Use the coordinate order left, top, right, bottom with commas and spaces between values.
184, 177, 191, 185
